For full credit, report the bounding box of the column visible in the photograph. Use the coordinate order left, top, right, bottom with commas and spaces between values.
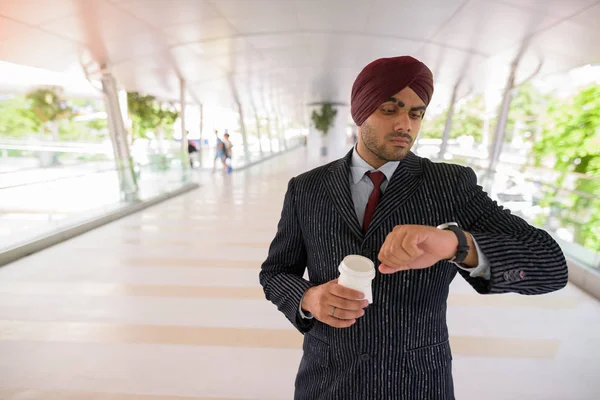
274, 114, 284, 151
488, 60, 519, 174
307, 105, 323, 156
438, 80, 461, 160
180, 78, 189, 168
259, 85, 274, 153
249, 94, 264, 158
100, 71, 138, 201
272, 89, 286, 151
266, 117, 275, 152
235, 100, 251, 163
198, 103, 204, 167
254, 111, 264, 159
228, 74, 251, 163
327, 104, 350, 159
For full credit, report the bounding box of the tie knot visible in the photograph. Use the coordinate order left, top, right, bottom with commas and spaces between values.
366, 171, 386, 187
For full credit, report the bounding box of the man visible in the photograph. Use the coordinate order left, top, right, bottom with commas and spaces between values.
259, 56, 568, 400
212, 130, 227, 173
187, 140, 196, 168
223, 133, 233, 173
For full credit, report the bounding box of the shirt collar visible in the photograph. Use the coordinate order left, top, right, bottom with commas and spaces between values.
350, 145, 399, 184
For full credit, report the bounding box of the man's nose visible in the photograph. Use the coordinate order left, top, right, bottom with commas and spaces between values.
393, 112, 412, 133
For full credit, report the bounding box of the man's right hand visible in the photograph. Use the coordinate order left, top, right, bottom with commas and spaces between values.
301, 279, 369, 328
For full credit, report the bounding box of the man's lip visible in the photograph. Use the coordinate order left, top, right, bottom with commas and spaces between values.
389, 138, 411, 145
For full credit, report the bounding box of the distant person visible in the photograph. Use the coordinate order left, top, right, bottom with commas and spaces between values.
212, 130, 227, 173
223, 133, 233, 174
187, 140, 197, 168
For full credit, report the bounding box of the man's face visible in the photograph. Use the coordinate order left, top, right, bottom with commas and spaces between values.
357, 87, 426, 166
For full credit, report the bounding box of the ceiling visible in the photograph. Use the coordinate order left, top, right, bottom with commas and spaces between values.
1, 0, 599, 124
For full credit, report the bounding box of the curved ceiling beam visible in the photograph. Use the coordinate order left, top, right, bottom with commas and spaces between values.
166, 30, 491, 58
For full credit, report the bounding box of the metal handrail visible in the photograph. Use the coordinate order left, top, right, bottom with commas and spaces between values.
470, 166, 600, 201
446, 150, 600, 183
0, 160, 113, 175
0, 166, 119, 190
0, 156, 185, 191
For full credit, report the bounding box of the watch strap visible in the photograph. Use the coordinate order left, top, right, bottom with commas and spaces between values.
444, 225, 470, 263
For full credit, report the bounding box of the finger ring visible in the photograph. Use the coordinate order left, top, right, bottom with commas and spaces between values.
331, 306, 336, 317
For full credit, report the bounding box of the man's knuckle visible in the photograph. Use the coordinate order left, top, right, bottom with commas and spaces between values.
343, 300, 358, 310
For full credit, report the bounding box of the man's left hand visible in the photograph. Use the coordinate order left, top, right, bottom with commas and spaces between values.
378, 225, 458, 274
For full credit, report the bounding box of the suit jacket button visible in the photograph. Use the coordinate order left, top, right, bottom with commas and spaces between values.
361, 249, 371, 257
360, 353, 370, 361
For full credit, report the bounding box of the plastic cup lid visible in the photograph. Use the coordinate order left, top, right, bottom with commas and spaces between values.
340, 255, 375, 277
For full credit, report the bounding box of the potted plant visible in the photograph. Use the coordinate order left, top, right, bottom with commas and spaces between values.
311, 103, 337, 156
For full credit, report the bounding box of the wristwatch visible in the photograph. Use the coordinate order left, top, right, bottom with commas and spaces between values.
436, 222, 470, 264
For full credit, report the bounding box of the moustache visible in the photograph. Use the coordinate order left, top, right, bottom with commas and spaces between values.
386, 133, 412, 142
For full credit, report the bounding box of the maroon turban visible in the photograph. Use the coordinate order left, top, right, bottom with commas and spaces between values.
351, 56, 434, 126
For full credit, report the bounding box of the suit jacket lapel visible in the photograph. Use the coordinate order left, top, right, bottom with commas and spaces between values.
323, 150, 364, 240
365, 151, 423, 239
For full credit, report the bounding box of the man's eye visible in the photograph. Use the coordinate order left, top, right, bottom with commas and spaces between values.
382, 107, 395, 114
410, 113, 422, 119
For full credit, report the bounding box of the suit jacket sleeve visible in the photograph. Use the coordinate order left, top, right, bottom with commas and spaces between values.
259, 177, 315, 333
454, 167, 568, 295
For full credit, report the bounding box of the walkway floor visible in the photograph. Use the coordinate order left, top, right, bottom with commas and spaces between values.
0, 148, 599, 400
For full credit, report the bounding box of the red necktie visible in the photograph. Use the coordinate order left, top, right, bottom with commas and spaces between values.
363, 171, 386, 232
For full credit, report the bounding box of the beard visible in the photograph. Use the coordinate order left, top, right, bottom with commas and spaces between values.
359, 121, 414, 162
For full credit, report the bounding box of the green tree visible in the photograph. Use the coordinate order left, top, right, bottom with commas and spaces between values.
450, 94, 485, 141
532, 84, 600, 250
86, 118, 108, 134
20, 86, 77, 165
0, 95, 37, 138
24, 86, 75, 136
127, 92, 158, 138
127, 92, 179, 139
420, 95, 486, 141
56, 118, 108, 142
156, 106, 179, 138
506, 83, 549, 145
421, 109, 446, 139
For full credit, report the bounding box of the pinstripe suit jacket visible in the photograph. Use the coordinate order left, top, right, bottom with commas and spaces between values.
260, 150, 568, 400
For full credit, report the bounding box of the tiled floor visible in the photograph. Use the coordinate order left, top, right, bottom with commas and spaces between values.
0, 148, 599, 399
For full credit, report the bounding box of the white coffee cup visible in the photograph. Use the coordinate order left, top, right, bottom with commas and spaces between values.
338, 255, 376, 304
